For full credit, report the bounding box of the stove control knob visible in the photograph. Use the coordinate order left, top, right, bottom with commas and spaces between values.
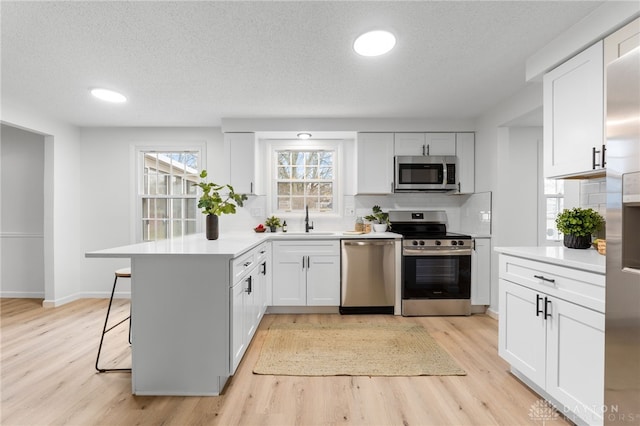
451, 240, 458, 246
418, 240, 424, 246
412, 240, 418, 246
435, 240, 441, 246
458, 240, 465, 246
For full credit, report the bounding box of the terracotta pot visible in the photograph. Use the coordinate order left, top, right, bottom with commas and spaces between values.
206, 214, 219, 240
563, 234, 591, 249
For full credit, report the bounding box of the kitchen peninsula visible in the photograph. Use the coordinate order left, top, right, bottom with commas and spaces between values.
86, 231, 401, 396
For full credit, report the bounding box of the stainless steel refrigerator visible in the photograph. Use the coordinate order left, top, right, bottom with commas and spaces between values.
605, 45, 640, 424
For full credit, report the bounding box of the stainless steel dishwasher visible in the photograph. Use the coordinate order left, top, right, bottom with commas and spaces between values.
340, 239, 395, 314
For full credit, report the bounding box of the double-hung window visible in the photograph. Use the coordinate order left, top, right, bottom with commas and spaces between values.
136, 149, 201, 242
542, 178, 565, 243
270, 141, 339, 214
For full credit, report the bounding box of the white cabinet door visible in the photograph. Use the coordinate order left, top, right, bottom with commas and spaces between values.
498, 279, 547, 388
272, 241, 340, 306
546, 297, 605, 425
230, 279, 246, 373
455, 133, 475, 194
226, 132, 262, 195
394, 133, 426, 156
272, 250, 306, 306
543, 41, 604, 178
356, 133, 394, 194
243, 271, 257, 346
471, 238, 490, 305
425, 133, 456, 156
306, 255, 341, 306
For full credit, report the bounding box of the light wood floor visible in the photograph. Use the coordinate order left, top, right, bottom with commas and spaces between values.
0, 298, 570, 426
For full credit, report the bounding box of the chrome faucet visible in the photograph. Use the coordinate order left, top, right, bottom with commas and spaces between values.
305, 205, 314, 233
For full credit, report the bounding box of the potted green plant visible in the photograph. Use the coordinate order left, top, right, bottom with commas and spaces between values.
265, 216, 281, 233
555, 207, 604, 249
364, 205, 391, 232
197, 170, 248, 240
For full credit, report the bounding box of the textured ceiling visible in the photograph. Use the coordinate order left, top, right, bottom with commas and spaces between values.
1, 1, 603, 128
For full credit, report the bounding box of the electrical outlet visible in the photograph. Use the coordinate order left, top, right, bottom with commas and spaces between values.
344, 207, 355, 216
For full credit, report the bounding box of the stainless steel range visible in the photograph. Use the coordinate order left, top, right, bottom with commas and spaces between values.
389, 210, 472, 316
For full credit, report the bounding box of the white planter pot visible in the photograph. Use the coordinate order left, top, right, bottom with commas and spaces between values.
373, 223, 388, 233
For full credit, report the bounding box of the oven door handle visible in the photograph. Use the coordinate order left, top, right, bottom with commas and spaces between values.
403, 248, 472, 256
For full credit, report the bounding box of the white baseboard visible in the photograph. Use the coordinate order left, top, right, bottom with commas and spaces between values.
486, 308, 499, 320
0, 290, 45, 299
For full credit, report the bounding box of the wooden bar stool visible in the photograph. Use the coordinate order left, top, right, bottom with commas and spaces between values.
95, 267, 132, 372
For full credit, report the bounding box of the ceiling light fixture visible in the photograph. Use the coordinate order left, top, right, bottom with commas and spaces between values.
297, 133, 312, 140
353, 30, 396, 57
90, 88, 127, 103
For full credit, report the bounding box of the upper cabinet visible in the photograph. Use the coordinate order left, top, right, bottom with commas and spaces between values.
543, 41, 604, 179
604, 17, 640, 65
456, 133, 475, 194
356, 132, 394, 194
225, 132, 263, 195
394, 133, 456, 156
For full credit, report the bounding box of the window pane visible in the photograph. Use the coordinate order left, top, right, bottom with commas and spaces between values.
319, 167, 333, 179
172, 199, 182, 218
305, 167, 318, 179
278, 152, 291, 166
291, 197, 305, 210
277, 182, 291, 196
319, 197, 333, 211
278, 167, 291, 179
185, 220, 197, 235
319, 151, 333, 166
293, 166, 304, 179
172, 220, 182, 238
186, 199, 197, 219
306, 182, 319, 196
319, 183, 332, 196
305, 152, 318, 165
172, 176, 183, 195
292, 182, 305, 195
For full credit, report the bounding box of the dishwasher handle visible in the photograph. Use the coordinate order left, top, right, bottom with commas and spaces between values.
342, 240, 394, 246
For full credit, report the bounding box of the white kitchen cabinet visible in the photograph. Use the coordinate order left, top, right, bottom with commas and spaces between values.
604, 17, 640, 65
356, 133, 394, 194
394, 133, 426, 156
498, 254, 605, 426
543, 41, 604, 179
225, 132, 263, 195
272, 240, 340, 306
455, 133, 475, 194
230, 242, 268, 373
471, 237, 490, 305
394, 133, 456, 156
425, 133, 456, 156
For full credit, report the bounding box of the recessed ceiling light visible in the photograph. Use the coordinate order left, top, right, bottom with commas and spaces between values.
353, 30, 396, 57
90, 88, 127, 103
297, 133, 312, 140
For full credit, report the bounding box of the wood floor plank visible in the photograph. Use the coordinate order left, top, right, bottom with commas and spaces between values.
0, 299, 570, 425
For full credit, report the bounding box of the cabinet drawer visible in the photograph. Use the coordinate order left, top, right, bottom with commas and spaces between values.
255, 242, 269, 263
272, 240, 340, 256
232, 249, 256, 284
500, 255, 604, 313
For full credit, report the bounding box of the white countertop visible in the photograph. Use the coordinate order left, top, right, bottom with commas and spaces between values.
86, 231, 402, 258
494, 246, 605, 274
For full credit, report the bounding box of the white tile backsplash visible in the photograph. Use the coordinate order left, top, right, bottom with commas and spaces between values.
579, 177, 606, 216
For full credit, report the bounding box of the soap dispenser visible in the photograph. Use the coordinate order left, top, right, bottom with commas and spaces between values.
282, 220, 287, 233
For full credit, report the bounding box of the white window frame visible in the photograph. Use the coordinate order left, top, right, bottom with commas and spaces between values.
266, 139, 342, 218
539, 178, 565, 246
133, 144, 205, 242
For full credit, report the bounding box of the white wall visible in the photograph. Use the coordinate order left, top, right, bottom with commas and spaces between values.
2, 97, 83, 306
474, 83, 544, 315
79, 127, 226, 297
1, 124, 45, 297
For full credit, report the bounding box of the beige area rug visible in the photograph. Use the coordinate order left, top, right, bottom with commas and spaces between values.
253, 322, 466, 376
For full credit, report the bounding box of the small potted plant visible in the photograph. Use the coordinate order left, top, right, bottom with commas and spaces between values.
555, 207, 604, 249
365, 205, 391, 232
197, 170, 248, 240
265, 216, 281, 232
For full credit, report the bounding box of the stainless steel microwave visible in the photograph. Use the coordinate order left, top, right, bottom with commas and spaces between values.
394, 156, 457, 192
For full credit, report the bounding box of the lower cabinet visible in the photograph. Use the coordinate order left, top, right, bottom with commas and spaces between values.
471, 237, 491, 305
272, 240, 340, 306
498, 254, 605, 426
230, 242, 270, 373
